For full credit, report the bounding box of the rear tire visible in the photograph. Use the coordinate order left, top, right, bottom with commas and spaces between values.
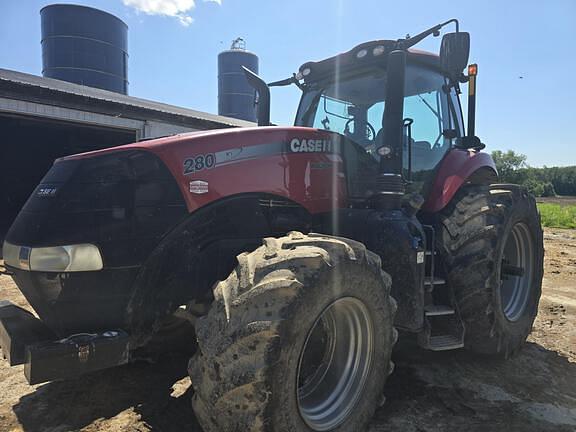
188, 232, 397, 432
436, 184, 544, 357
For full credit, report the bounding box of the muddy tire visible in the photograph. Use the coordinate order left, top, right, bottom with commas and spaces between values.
436, 184, 544, 357
188, 232, 397, 432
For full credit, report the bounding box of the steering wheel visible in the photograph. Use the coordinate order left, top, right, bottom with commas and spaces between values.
344, 119, 376, 142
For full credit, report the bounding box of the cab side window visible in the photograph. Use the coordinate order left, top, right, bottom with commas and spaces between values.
402, 67, 461, 191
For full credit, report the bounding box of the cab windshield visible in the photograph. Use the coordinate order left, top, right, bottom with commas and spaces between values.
294, 65, 463, 171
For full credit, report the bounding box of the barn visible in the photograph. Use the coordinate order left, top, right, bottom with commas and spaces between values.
0, 68, 253, 242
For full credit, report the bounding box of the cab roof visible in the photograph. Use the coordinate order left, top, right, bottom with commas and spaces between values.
298, 40, 440, 84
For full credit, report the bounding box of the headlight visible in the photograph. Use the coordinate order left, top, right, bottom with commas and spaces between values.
30, 246, 71, 271
2, 242, 103, 272
373, 45, 386, 56
377, 146, 392, 157
2, 242, 26, 269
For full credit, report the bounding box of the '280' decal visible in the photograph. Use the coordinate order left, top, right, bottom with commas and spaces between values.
183, 153, 216, 175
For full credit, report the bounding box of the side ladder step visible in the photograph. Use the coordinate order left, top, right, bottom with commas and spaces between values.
420, 224, 464, 351
424, 277, 446, 285
418, 312, 465, 352
425, 305, 455, 316
428, 334, 465, 351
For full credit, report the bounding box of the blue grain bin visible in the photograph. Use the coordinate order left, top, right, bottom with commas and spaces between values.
218, 38, 259, 122
40, 4, 129, 94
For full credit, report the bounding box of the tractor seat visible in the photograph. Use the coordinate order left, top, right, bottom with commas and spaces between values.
374, 128, 438, 172
373, 128, 417, 154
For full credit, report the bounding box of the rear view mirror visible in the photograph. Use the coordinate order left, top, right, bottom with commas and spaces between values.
440, 32, 470, 80
455, 135, 484, 150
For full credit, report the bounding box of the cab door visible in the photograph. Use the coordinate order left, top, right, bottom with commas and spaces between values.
402, 65, 463, 197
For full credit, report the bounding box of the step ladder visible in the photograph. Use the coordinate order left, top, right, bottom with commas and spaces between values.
418, 225, 465, 351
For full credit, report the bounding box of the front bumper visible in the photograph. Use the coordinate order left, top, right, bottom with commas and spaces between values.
0, 300, 129, 384
7, 266, 139, 336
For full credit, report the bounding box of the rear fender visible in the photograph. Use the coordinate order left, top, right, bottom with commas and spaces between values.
423, 149, 497, 213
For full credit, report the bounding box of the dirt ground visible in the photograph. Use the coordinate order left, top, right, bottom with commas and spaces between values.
0, 228, 574, 432
536, 196, 576, 206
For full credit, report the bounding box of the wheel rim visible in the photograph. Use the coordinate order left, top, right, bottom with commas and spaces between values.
500, 222, 534, 321
297, 297, 374, 431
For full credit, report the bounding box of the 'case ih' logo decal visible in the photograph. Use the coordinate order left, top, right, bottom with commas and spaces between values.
289, 138, 335, 153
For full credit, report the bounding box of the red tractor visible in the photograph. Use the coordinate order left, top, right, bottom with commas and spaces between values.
1, 20, 543, 432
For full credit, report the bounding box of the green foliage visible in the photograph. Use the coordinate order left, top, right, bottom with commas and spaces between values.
537, 203, 576, 229
533, 166, 576, 196
525, 178, 545, 197
523, 179, 556, 197
490, 150, 575, 197
491, 150, 527, 181
542, 182, 556, 197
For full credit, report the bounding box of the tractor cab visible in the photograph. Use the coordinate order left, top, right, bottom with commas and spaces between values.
246, 19, 480, 206
293, 46, 464, 198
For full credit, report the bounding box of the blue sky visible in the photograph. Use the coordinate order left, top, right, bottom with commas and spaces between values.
1, 0, 575, 167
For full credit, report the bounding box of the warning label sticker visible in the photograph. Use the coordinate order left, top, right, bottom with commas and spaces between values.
189, 180, 209, 194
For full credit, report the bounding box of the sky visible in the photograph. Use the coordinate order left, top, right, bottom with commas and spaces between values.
0, 0, 575, 167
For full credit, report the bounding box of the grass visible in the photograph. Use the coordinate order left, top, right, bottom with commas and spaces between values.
537, 203, 576, 229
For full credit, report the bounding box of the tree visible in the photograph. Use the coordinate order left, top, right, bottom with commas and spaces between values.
491, 150, 527, 182
542, 182, 556, 197
489, 150, 574, 196
524, 178, 545, 197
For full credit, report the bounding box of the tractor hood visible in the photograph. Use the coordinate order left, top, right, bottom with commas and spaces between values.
6, 125, 344, 254
61, 126, 336, 162
61, 126, 343, 213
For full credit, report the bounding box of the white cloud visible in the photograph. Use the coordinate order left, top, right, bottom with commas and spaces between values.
177, 14, 194, 26
123, 0, 221, 26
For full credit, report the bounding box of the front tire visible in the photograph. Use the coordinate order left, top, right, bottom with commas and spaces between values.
188, 232, 397, 432
436, 184, 544, 357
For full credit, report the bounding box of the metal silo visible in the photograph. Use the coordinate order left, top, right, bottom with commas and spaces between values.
218, 38, 259, 122
40, 4, 129, 94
